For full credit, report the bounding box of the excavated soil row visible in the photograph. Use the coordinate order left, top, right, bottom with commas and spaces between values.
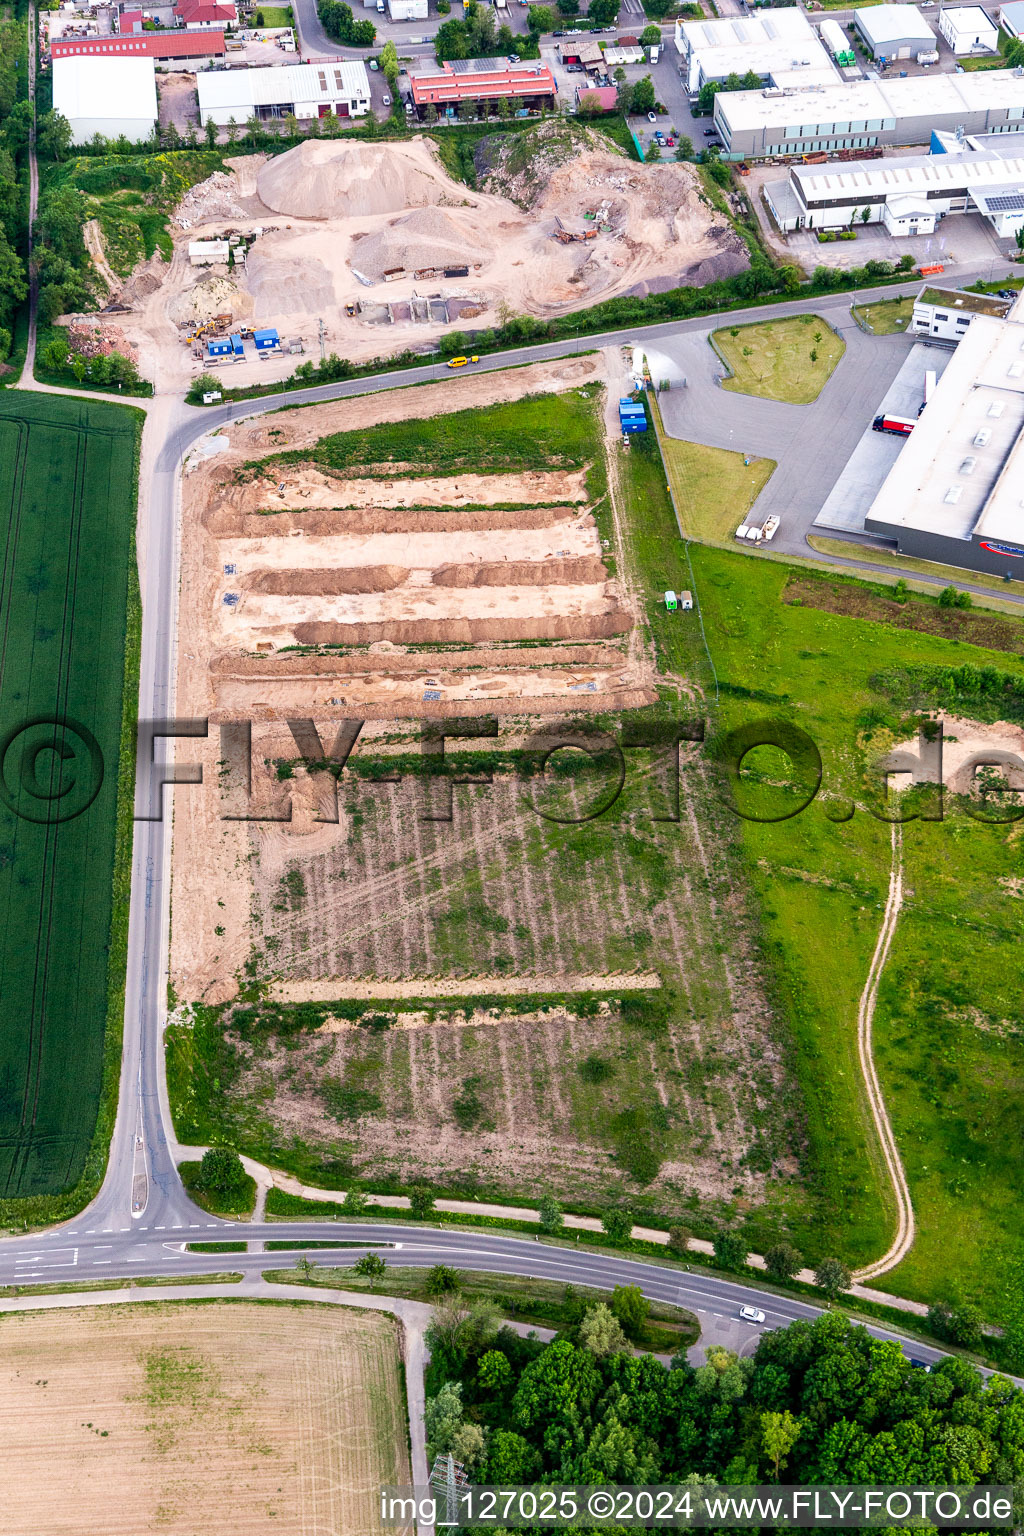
206, 506, 583, 538
209, 687, 657, 722
432, 557, 607, 588
249, 565, 410, 595
213, 643, 627, 676
292, 613, 631, 645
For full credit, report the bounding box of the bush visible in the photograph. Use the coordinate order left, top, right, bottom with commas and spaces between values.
764, 1242, 802, 1282
409, 1184, 436, 1218
938, 584, 973, 610
426, 1263, 462, 1297
186, 372, 221, 404
814, 1257, 852, 1299
600, 1207, 634, 1244
713, 1230, 748, 1271
667, 1225, 692, 1257
196, 1146, 248, 1197
538, 1195, 563, 1233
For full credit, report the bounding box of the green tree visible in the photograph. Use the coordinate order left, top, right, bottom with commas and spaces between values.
610, 1284, 649, 1341
600, 1207, 633, 1244
425, 1380, 466, 1460
408, 1184, 435, 1218
814, 1257, 851, 1299
186, 372, 221, 404
538, 1195, 563, 1233
352, 1251, 387, 1287
488, 1428, 541, 1482
587, 0, 619, 24
528, 3, 556, 30
196, 1146, 248, 1197
764, 1243, 802, 1282
37, 110, 73, 163
477, 1349, 513, 1395
640, 22, 661, 45
631, 74, 655, 115
645, 140, 662, 162
379, 38, 399, 79
761, 1410, 801, 1480
205, 117, 218, 147
860, 206, 871, 224
579, 1302, 629, 1357
425, 1263, 461, 1297
343, 1186, 369, 1214
675, 136, 693, 160
667, 1225, 691, 1257
713, 1230, 748, 1271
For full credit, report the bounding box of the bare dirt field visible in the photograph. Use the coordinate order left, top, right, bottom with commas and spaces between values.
99, 125, 749, 391
0, 1301, 411, 1536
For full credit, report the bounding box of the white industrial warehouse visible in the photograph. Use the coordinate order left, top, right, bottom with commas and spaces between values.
851, 3, 937, 61
864, 296, 1024, 574
52, 54, 157, 144
673, 9, 836, 95
197, 60, 372, 124
937, 3, 999, 52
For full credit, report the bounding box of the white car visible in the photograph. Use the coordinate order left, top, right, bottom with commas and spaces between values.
382, 94, 391, 106
739, 1305, 765, 1324
647, 110, 657, 123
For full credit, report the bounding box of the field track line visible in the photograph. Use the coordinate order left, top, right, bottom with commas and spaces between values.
853, 823, 914, 1283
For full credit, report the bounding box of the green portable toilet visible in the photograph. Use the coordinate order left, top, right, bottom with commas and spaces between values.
664, 590, 678, 612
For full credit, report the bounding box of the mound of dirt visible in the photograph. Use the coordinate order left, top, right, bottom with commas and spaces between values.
245, 249, 336, 314
207, 505, 581, 538
168, 273, 253, 325
256, 137, 465, 220
432, 556, 607, 588
250, 565, 410, 595
352, 207, 489, 280
292, 611, 630, 646
176, 170, 249, 227
478, 119, 623, 210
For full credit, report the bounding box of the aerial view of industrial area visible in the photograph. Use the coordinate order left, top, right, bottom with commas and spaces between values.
2, 0, 1024, 1526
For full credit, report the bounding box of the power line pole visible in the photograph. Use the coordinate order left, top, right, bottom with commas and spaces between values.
318, 317, 326, 362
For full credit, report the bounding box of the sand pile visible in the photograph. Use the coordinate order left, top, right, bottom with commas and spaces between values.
176, 171, 248, 227
245, 249, 336, 314
352, 207, 489, 280
250, 566, 410, 595
256, 138, 465, 219
432, 557, 607, 588
168, 273, 254, 324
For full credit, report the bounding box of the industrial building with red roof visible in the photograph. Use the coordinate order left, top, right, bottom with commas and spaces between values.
51, 29, 226, 60
408, 56, 556, 118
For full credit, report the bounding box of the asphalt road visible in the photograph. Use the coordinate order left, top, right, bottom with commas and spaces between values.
5, 276, 1017, 1373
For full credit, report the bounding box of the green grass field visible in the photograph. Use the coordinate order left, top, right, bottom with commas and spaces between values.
658, 427, 775, 545
852, 297, 914, 335
714, 316, 845, 403
0, 392, 139, 1203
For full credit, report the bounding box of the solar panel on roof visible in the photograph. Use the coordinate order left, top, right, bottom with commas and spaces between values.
985, 193, 1024, 212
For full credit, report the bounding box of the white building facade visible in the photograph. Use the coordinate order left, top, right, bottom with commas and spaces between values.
938, 4, 999, 52
197, 61, 371, 124
912, 284, 1014, 342
673, 9, 835, 95
52, 54, 157, 142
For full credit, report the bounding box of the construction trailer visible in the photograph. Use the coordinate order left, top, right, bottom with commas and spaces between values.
229, 333, 244, 357
619, 401, 648, 434
254, 327, 281, 353
206, 336, 232, 360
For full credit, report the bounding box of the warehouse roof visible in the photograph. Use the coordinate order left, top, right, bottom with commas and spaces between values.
675, 8, 818, 54
852, 3, 935, 48
1000, 0, 1024, 31
410, 59, 556, 105
867, 313, 1024, 541
52, 53, 157, 121
791, 149, 1024, 204
715, 66, 1024, 134
941, 3, 997, 34
197, 59, 371, 109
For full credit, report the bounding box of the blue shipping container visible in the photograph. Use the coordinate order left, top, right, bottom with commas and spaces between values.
230, 334, 244, 356
254, 327, 280, 351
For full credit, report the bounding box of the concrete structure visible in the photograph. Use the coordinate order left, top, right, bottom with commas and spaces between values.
765, 147, 1024, 237
912, 283, 1014, 341
999, 0, 1024, 36
864, 297, 1024, 574
387, 0, 427, 16
408, 57, 556, 117
603, 45, 643, 66
713, 69, 1024, 159
938, 3, 999, 52
52, 53, 157, 142
851, 4, 936, 60
188, 238, 230, 265
197, 60, 371, 122
52, 29, 226, 60
673, 9, 835, 96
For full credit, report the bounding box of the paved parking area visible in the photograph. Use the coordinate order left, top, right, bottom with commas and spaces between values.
814, 342, 954, 534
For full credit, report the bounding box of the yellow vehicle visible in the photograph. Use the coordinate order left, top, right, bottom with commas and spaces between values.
446, 354, 480, 369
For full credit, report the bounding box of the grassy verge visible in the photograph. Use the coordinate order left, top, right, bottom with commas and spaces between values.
713, 315, 845, 403
179, 1163, 257, 1220
0, 1273, 245, 1297
659, 433, 775, 545
263, 1238, 380, 1250
186, 1241, 248, 1253
264, 1265, 700, 1353
807, 535, 1024, 610
852, 297, 914, 335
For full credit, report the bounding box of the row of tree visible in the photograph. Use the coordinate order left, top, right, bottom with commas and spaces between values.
0, 19, 29, 359
316, 0, 375, 47
423, 1291, 1024, 1489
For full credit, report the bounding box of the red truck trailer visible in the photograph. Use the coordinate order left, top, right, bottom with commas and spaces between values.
872, 414, 916, 437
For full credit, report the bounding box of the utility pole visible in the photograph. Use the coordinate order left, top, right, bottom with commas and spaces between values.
318, 317, 326, 362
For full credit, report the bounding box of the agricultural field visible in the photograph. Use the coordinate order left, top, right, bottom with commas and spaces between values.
0, 392, 140, 1206
168, 366, 812, 1246
0, 1300, 411, 1535
713, 315, 845, 403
